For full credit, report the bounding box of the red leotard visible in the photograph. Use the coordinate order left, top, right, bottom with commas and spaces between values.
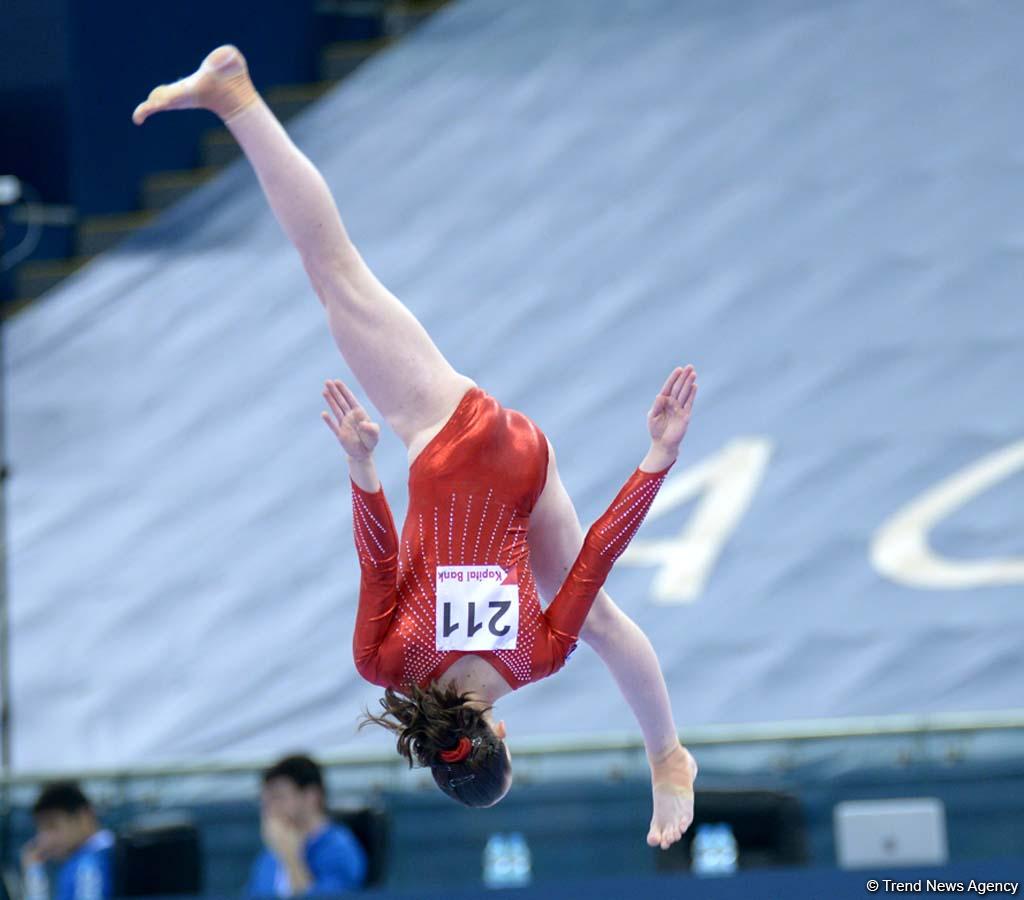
350, 386, 672, 691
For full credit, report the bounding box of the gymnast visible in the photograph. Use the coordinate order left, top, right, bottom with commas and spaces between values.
133, 46, 698, 850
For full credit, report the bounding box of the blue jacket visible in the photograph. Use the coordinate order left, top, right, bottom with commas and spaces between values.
46, 830, 115, 900
246, 823, 368, 897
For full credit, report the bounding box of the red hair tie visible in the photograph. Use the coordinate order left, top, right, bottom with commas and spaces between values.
439, 736, 472, 763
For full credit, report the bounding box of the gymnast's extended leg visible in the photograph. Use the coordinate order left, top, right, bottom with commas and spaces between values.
132, 46, 474, 449
528, 439, 697, 850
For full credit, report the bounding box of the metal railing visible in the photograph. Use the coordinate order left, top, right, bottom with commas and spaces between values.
4, 706, 1023, 793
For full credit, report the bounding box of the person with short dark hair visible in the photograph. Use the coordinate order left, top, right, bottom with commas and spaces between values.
246, 754, 367, 897
21, 783, 114, 900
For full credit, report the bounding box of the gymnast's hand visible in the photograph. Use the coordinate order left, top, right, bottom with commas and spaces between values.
647, 365, 697, 455
321, 379, 381, 460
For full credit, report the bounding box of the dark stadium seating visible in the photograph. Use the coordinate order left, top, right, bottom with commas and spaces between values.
114, 816, 203, 896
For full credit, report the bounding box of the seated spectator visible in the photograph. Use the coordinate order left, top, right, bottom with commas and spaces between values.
21, 782, 114, 900
246, 754, 367, 897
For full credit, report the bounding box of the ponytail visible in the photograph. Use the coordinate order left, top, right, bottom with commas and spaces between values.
359, 681, 512, 807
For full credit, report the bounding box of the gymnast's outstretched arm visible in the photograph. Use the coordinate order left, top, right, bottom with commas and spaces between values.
321, 379, 400, 686
541, 365, 694, 646
540, 366, 692, 663
542, 457, 674, 656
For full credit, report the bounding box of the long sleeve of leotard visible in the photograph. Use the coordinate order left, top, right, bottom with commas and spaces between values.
543, 460, 675, 662
350, 478, 401, 686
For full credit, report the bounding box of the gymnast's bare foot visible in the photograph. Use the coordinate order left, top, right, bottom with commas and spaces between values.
647, 742, 697, 850
132, 45, 258, 126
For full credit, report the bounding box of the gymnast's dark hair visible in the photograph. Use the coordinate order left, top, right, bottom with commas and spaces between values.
359, 681, 511, 808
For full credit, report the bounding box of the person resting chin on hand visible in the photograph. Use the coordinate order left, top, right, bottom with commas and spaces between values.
245, 755, 367, 897
22, 783, 114, 900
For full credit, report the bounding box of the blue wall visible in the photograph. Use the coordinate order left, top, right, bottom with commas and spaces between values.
0, 0, 73, 203
1, 0, 319, 215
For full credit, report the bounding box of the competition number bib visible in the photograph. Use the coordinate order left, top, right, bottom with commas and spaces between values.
435, 565, 519, 651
